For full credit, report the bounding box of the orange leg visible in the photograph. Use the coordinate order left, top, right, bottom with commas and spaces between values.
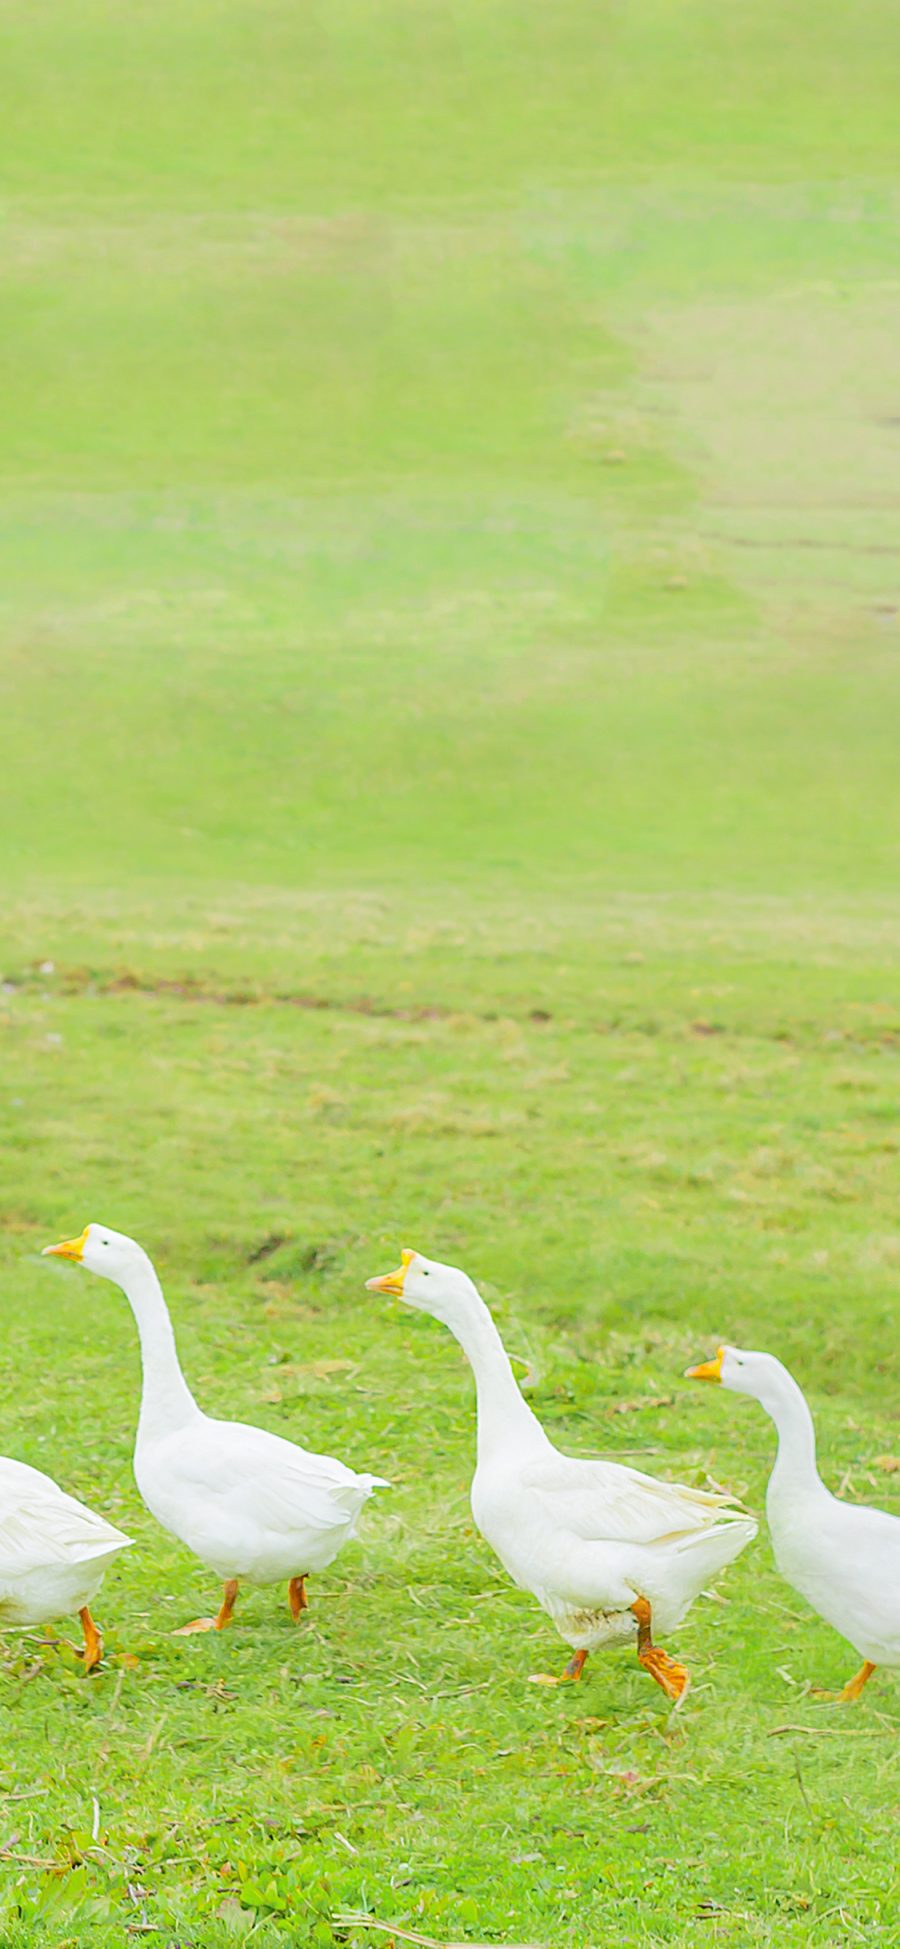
288, 1575, 309, 1621
838, 1660, 876, 1703
79, 1607, 103, 1672
173, 1580, 239, 1636
529, 1648, 588, 1686
631, 1597, 689, 1702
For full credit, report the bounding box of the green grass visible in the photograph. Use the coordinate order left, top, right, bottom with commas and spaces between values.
1, 2, 898, 1943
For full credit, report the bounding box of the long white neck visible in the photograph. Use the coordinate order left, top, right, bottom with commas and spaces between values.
755, 1365, 823, 1509
442, 1289, 549, 1465
119, 1255, 201, 1447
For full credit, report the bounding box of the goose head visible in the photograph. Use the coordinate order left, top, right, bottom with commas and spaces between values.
43, 1222, 151, 1286
366, 1249, 479, 1327
686, 1343, 790, 1408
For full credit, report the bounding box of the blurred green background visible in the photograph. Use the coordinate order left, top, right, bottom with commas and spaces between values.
2, 0, 898, 898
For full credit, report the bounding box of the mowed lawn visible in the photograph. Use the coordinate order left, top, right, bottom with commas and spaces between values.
1, 3, 899, 1944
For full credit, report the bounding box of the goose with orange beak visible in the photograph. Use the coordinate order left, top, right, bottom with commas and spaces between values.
44, 1225, 388, 1635
368, 1250, 756, 1703
687, 1343, 900, 1701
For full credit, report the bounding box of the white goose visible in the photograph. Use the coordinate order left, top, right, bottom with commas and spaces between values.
367, 1251, 756, 1700
44, 1226, 387, 1633
687, 1344, 900, 1701
0, 1454, 131, 1669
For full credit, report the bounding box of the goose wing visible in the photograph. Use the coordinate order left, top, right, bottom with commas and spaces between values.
521, 1452, 749, 1547
0, 1458, 132, 1572
185, 1421, 387, 1536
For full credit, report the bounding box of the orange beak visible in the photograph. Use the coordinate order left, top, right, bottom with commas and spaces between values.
365, 1248, 416, 1297
42, 1226, 90, 1263
685, 1346, 725, 1383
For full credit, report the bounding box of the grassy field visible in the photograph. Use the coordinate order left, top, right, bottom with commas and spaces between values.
1, 2, 899, 1943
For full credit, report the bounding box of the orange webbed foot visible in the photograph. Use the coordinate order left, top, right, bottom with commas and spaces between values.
173, 1580, 238, 1636
836, 1661, 877, 1703
631, 1597, 690, 1703
79, 1607, 103, 1672
529, 1649, 588, 1686
639, 1644, 690, 1702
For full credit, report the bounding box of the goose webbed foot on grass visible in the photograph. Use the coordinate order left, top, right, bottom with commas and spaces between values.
79, 1607, 103, 1671
525, 1652, 592, 1683
812, 1659, 878, 1704
631, 1596, 690, 1702
529, 1649, 588, 1686
173, 1579, 239, 1635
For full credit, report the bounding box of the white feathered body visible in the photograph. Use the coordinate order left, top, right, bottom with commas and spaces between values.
135, 1415, 385, 1585
473, 1444, 757, 1651
767, 1477, 900, 1669
0, 1456, 132, 1627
